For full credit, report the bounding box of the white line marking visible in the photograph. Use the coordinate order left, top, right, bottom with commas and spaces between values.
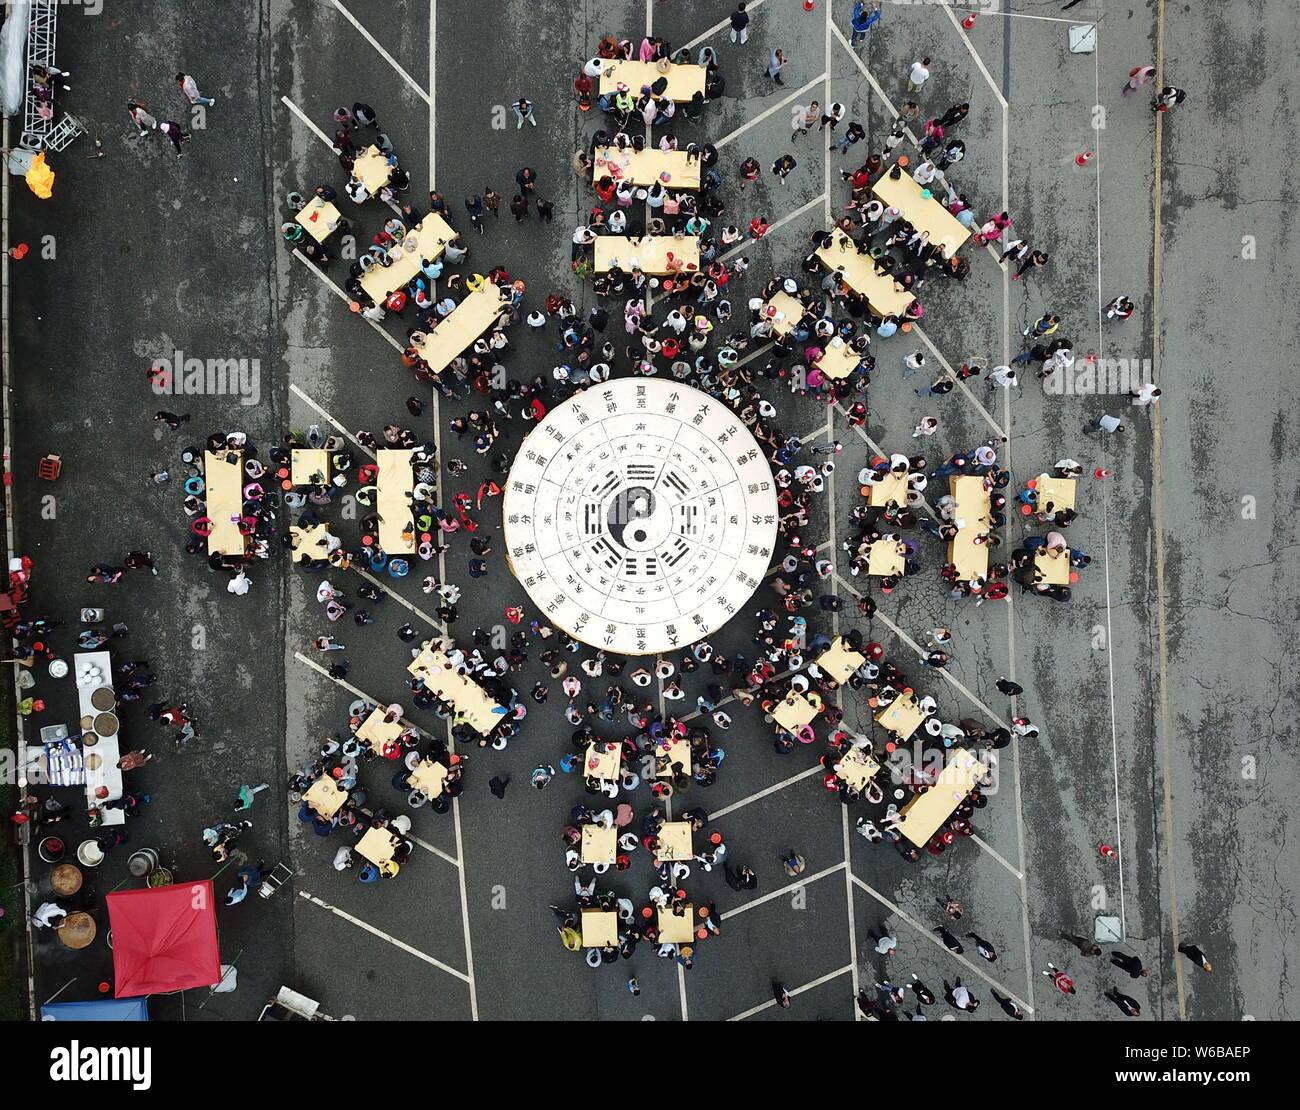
280, 94, 334, 147
720, 862, 846, 921
707, 765, 824, 821
428, 0, 437, 188
299, 890, 470, 983
352, 565, 443, 628
728, 964, 853, 1020
955, 6, 1090, 22
719, 193, 826, 264
847, 874, 1034, 1013
331, 0, 432, 105
290, 249, 406, 352
910, 324, 1006, 440
969, 832, 1023, 880
353, 804, 460, 868
940, 4, 1008, 109
714, 73, 828, 150
288, 383, 376, 459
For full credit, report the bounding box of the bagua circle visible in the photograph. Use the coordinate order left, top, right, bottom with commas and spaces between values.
503, 379, 779, 655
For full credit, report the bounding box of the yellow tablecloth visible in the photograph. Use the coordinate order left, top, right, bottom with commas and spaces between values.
581, 908, 619, 947
598, 59, 706, 102
837, 747, 881, 790
583, 742, 621, 782
815, 228, 915, 317
593, 146, 700, 190
304, 776, 348, 819
290, 448, 330, 487
593, 236, 700, 276
359, 214, 457, 303
356, 825, 399, 866
772, 691, 816, 733
290, 523, 333, 558
1035, 547, 1070, 585
351, 145, 393, 193
581, 824, 617, 864
407, 645, 506, 736
949, 475, 991, 582
656, 821, 693, 863
763, 291, 805, 337
376, 448, 415, 555
1035, 475, 1076, 512
408, 759, 448, 799
355, 708, 404, 754
203, 450, 245, 557
868, 471, 908, 507
655, 737, 692, 778
816, 637, 866, 684
897, 749, 988, 846
657, 905, 694, 943
872, 165, 972, 253
295, 197, 342, 243
868, 539, 905, 577
875, 694, 926, 742
412, 284, 511, 374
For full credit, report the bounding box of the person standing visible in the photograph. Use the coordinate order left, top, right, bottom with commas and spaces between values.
465, 193, 485, 234
488, 775, 510, 799
1178, 942, 1213, 972
510, 194, 529, 221
991, 989, 1025, 1019
1106, 294, 1136, 321
1152, 86, 1187, 113
1083, 413, 1124, 436
901, 350, 926, 379
849, 1, 881, 46
935, 926, 964, 954
175, 72, 215, 107
126, 100, 157, 136
483, 187, 501, 218
966, 933, 998, 961
772, 980, 791, 1007
159, 120, 190, 156
1107, 988, 1142, 1017
907, 56, 931, 94
771, 153, 797, 183
1130, 382, 1162, 408
512, 96, 537, 128
996, 677, 1024, 696
725, 862, 758, 890
1122, 64, 1156, 96
872, 931, 898, 957
1013, 250, 1049, 281
767, 48, 788, 86
1043, 963, 1076, 995
729, 3, 751, 45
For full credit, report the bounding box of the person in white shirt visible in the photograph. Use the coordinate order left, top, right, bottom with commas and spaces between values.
333, 846, 354, 871
912, 160, 937, 186
902, 351, 926, 378
987, 365, 1018, 389
913, 416, 939, 437
1131, 382, 1162, 407
32, 902, 67, 929
907, 57, 931, 92
227, 570, 251, 595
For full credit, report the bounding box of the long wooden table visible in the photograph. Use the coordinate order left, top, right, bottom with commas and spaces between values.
593, 235, 700, 276
814, 337, 863, 380
763, 291, 806, 337
359, 214, 457, 303
376, 448, 415, 555
295, 197, 342, 243
815, 228, 915, 317
896, 748, 989, 846
593, 146, 700, 190
948, 475, 991, 582
408, 644, 506, 735
598, 59, 706, 102
872, 165, 972, 253
204, 450, 246, 557
1034, 546, 1070, 585
412, 284, 511, 374
351, 145, 393, 193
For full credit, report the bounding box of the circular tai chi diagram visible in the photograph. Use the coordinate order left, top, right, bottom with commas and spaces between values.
503, 379, 779, 655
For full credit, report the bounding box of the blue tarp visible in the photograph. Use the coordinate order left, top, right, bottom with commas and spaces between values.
40, 997, 149, 1021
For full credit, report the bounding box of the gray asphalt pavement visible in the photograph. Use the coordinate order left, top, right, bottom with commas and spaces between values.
6, 0, 1296, 1023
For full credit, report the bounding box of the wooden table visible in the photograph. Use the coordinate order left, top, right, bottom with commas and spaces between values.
593, 146, 700, 190
598, 59, 706, 102
772, 691, 816, 733
836, 747, 881, 791
875, 693, 926, 742
583, 742, 621, 782
816, 637, 866, 685
815, 228, 915, 317
1035, 546, 1070, 585
872, 165, 972, 253
290, 448, 330, 487
581, 824, 617, 865
355, 708, 404, 755
351, 145, 393, 193
868, 470, 908, 507
763, 291, 805, 337
376, 448, 415, 555
1034, 475, 1076, 513
655, 737, 691, 778
407, 645, 506, 735
408, 758, 448, 799
50, 863, 83, 896
412, 284, 511, 375
203, 449, 246, 557
295, 197, 342, 243
868, 538, 906, 577
949, 475, 991, 582
896, 749, 988, 847
593, 235, 700, 276
581, 908, 619, 947
358, 214, 457, 303
58, 911, 96, 950
356, 826, 399, 866
814, 337, 862, 380
304, 776, 348, 819
656, 821, 693, 863
657, 905, 694, 944
949, 532, 989, 582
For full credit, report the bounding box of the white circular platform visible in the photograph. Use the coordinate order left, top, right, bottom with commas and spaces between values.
502, 379, 779, 655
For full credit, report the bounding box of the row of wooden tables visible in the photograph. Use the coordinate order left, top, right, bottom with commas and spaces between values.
412, 283, 512, 374
949, 475, 992, 582
358, 213, 457, 303
593, 145, 699, 190
592, 235, 700, 276
407, 644, 506, 736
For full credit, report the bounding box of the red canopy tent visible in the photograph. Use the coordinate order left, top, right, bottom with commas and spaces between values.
107, 881, 221, 998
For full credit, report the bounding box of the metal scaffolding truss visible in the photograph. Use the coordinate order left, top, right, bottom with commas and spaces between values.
22, 1, 59, 148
